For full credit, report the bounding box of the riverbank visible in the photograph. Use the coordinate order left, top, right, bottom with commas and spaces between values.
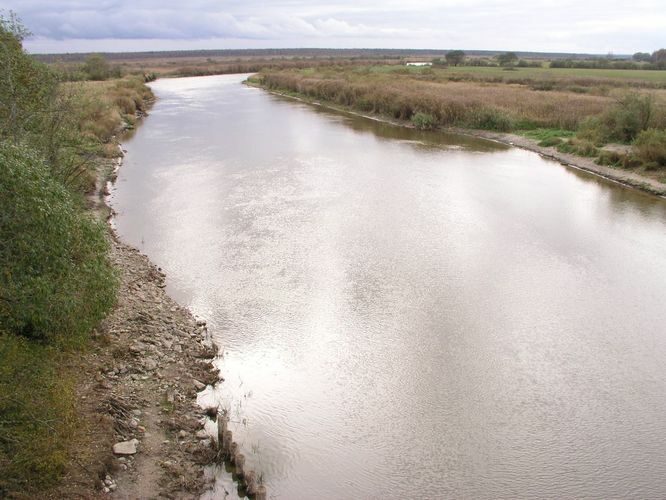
44, 229, 218, 498
248, 79, 666, 198
47, 97, 222, 498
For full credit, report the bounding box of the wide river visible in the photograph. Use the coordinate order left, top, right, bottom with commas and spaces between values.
111, 74, 666, 499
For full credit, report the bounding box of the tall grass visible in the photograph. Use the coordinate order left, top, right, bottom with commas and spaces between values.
257, 68, 612, 131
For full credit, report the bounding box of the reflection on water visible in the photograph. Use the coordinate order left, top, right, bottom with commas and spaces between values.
111, 74, 666, 499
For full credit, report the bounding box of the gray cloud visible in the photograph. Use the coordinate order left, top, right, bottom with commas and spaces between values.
1, 0, 663, 53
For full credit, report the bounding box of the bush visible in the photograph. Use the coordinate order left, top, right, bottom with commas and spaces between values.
596, 149, 625, 166
558, 138, 599, 157
468, 107, 514, 131
0, 143, 117, 345
411, 112, 437, 130
592, 93, 655, 143
632, 128, 666, 167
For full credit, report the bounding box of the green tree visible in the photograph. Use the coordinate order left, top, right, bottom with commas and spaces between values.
632, 52, 652, 62
82, 53, 111, 80
652, 49, 666, 68
497, 51, 518, 67
445, 50, 465, 66
1, 12, 92, 190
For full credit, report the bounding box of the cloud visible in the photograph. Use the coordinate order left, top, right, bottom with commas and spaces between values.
2, 0, 663, 53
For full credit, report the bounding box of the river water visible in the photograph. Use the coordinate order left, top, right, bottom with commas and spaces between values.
111, 74, 666, 499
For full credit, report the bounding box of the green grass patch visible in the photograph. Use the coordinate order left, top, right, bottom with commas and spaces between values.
445, 65, 666, 84
519, 128, 576, 141
0, 336, 77, 494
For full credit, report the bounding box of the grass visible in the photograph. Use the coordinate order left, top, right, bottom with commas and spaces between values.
443, 65, 666, 84
0, 337, 77, 493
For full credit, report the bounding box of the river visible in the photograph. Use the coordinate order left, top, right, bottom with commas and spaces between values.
110, 74, 666, 499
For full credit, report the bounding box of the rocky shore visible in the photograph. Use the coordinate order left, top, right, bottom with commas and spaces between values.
47, 228, 220, 499
44, 137, 221, 497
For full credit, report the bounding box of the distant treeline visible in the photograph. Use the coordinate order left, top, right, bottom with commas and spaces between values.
551, 50, 666, 70
33, 47, 629, 63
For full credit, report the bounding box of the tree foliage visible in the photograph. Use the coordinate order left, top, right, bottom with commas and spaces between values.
81, 53, 121, 81
496, 52, 518, 67
0, 143, 117, 344
445, 50, 465, 66
653, 49, 666, 68
633, 52, 652, 62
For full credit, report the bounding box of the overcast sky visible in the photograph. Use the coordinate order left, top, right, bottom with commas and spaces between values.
2, 0, 663, 55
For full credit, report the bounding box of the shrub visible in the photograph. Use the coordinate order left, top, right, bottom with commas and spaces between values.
0, 143, 117, 345
597, 93, 654, 143
632, 128, 666, 167
411, 112, 437, 130
468, 107, 514, 131
558, 138, 599, 157
596, 149, 625, 166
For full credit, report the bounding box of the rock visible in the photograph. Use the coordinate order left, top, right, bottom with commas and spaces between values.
113, 439, 139, 455
144, 358, 158, 371
109, 484, 117, 492
178, 430, 188, 438
132, 409, 142, 417
192, 379, 206, 390
195, 429, 209, 439
129, 419, 139, 428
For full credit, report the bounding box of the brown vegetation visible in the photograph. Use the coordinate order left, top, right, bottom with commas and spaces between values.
256, 67, 618, 130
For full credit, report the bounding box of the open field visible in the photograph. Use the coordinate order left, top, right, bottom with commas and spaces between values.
442, 66, 666, 84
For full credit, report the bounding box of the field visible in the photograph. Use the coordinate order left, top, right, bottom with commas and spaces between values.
442, 65, 666, 84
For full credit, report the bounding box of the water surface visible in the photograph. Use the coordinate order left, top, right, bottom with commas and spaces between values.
111, 74, 666, 499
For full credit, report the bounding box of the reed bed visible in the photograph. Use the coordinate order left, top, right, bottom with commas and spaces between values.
259, 69, 615, 131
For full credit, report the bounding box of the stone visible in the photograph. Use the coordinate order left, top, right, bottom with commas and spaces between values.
144, 358, 158, 371
113, 439, 139, 455
195, 429, 208, 439
192, 379, 206, 390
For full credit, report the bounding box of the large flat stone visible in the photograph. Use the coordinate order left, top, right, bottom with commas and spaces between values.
113, 439, 139, 455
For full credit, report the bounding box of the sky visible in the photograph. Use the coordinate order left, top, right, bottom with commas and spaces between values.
1, 0, 663, 55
